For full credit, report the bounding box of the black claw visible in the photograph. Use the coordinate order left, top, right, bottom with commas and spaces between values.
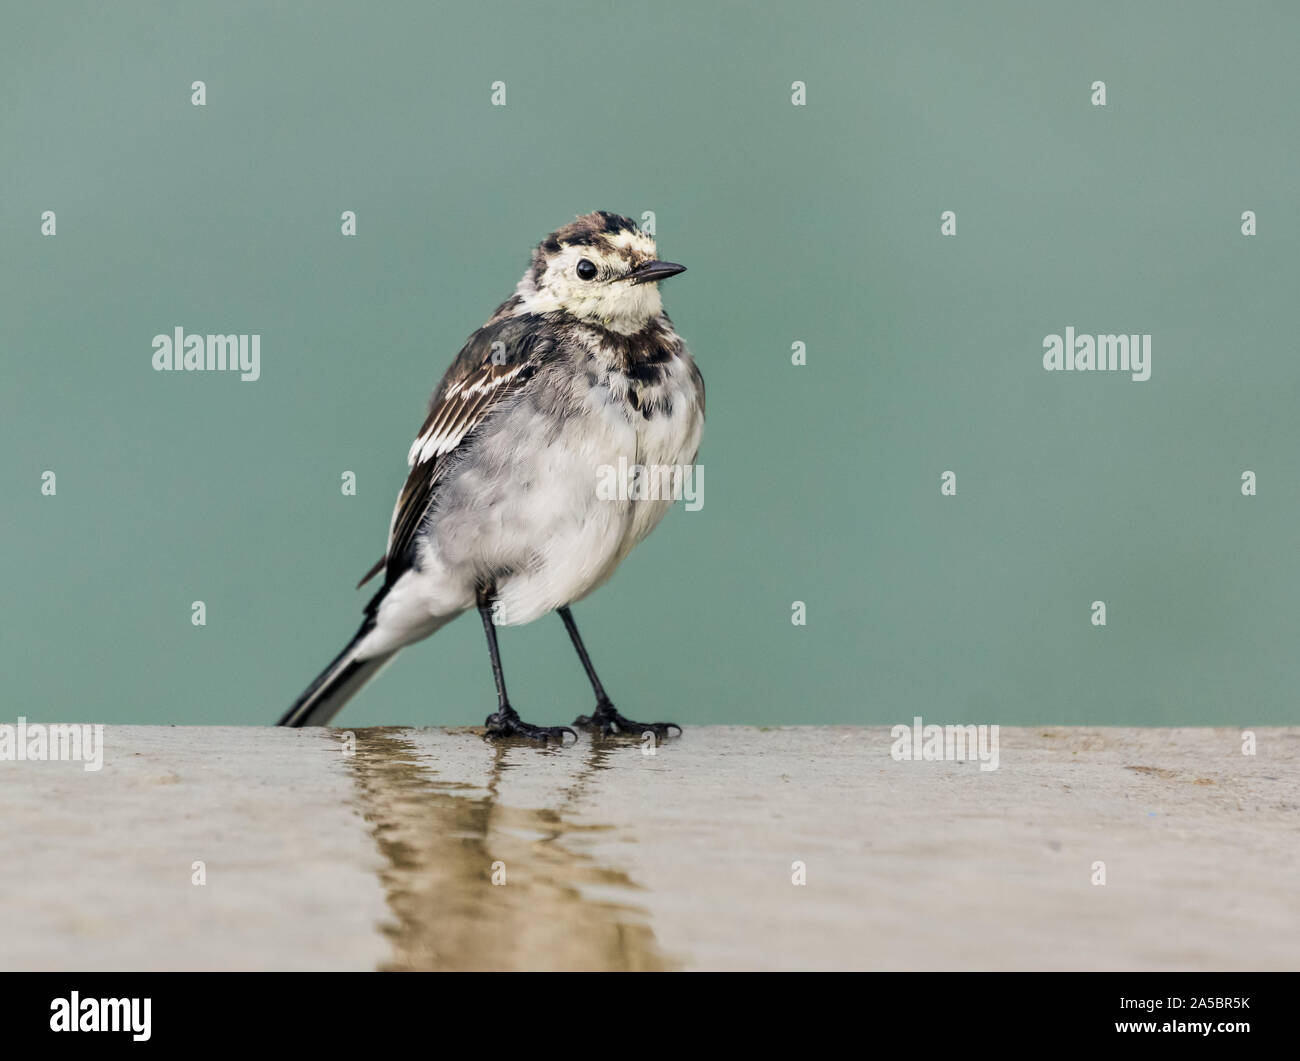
573, 702, 681, 741
484, 707, 576, 745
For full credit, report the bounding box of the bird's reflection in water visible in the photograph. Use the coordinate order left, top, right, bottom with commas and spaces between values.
348, 728, 671, 971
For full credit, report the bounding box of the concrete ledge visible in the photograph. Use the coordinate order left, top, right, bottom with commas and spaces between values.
2, 725, 1296, 970
0, 726, 389, 971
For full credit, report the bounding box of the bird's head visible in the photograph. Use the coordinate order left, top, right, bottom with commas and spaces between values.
517, 211, 686, 334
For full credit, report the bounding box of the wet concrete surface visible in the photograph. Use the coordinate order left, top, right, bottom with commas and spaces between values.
1, 725, 1297, 970
352, 728, 667, 970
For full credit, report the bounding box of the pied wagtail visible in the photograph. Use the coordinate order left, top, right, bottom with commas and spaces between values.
278, 212, 704, 741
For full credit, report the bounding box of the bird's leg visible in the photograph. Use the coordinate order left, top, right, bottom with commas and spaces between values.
560, 606, 681, 740
479, 589, 575, 744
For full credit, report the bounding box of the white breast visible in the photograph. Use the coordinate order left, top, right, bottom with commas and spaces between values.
497, 353, 702, 624
417, 347, 703, 628
459, 390, 637, 625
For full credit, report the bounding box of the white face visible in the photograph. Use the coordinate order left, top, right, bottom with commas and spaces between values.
520, 230, 666, 334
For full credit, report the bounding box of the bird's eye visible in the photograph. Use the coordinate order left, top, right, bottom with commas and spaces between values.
576, 258, 598, 280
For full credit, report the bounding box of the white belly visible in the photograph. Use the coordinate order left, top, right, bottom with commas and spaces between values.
489, 398, 640, 624
413, 355, 703, 628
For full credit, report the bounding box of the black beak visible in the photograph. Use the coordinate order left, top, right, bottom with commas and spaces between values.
628, 260, 687, 285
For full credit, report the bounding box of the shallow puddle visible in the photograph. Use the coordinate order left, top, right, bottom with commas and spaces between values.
349, 728, 671, 971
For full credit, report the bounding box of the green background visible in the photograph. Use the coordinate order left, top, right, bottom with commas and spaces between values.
3, 1, 1297, 727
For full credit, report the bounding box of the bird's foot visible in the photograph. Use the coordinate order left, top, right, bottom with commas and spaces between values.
573, 699, 682, 741
484, 705, 576, 745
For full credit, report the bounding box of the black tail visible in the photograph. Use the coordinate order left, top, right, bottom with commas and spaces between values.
278, 620, 397, 727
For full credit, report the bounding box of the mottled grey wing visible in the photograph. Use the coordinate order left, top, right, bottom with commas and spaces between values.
360, 317, 552, 588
